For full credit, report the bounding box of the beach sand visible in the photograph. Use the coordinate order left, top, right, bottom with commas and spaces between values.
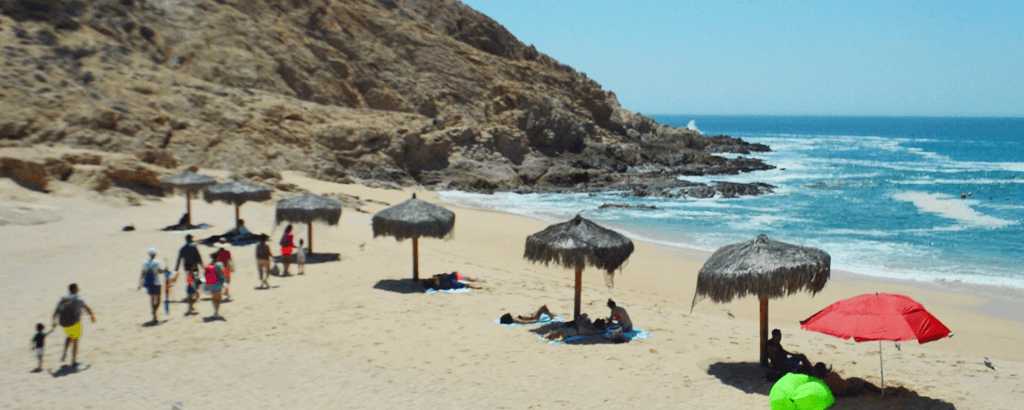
2, 171, 1023, 409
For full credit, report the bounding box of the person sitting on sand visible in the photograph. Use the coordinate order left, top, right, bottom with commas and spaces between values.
500, 305, 555, 324
606, 299, 633, 332
767, 329, 813, 374
813, 362, 882, 397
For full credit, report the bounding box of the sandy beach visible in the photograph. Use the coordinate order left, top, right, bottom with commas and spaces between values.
2, 171, 1023, 409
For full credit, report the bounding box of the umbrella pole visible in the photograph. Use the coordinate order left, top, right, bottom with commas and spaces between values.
185, 192, 192, 225
412, 236, 419, 280
235, 205, 240, 228
308, 222, 313, 254
760, 298, 769, 367
574, 267, 582, 321
880, 340, 885, 399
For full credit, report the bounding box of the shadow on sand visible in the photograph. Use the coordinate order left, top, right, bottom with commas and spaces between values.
50, 364, 89, 377
701, 360, 958, 409
202, 315, 226, 323
373, 279, 425, 294
272, 253, 340, 265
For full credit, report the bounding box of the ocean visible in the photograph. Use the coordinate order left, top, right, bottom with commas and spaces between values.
440, 116, 1024, 289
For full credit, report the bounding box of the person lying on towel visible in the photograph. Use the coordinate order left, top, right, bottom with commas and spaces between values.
421, 272, 481, 291
499, 305, 554, 324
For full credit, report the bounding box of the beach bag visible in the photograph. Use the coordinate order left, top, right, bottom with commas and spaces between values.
270, 262, 280, 276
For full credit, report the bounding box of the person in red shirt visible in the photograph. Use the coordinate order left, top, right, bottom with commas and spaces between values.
214, 239, 233, 300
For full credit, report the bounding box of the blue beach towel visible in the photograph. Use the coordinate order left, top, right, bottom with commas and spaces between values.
540, 328, 652, 345
492, 313, 566, 326
425, 287, 471, 294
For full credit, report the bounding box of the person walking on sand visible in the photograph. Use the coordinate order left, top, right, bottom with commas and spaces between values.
255, 234, 273, 288
138, 248, 166, 323
175, 235, 203, 315
52, 283, 95, 366
280, 224, 295, 276
31, 323, 50, 371
203, 260, 227, 318
214, 239, 234, 299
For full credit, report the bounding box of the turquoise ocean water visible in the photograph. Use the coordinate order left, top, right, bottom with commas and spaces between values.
441, 116, 1024, 288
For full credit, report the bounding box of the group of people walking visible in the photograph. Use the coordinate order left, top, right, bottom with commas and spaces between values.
136, 223, 308, 323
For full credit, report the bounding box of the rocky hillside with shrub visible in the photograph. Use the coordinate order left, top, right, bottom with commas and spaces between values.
0, 0, 772, 197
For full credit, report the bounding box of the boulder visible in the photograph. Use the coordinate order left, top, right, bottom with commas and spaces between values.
0, 157, 49, 191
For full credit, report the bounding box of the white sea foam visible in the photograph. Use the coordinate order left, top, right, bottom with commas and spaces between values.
892, 191, 1016, 228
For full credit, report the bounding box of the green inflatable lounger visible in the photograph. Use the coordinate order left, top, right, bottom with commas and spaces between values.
769, 373, 835, 410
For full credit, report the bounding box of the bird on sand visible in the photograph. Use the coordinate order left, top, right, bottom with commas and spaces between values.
727, 309, 735, 319
359, 242, 365, 249
895, 342, 901, 351
984, 357, 995, 371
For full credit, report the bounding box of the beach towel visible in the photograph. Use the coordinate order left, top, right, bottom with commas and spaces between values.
493, 313, 565, 326
425, 287, 471, 294
541, 328, 652, 345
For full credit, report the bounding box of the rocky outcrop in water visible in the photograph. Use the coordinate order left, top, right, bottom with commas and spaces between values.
1, 0, 774, 197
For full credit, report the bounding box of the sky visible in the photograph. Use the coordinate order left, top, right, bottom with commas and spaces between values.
460, 1, 1024, 117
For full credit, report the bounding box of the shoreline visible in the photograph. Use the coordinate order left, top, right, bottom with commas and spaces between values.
439, 191, 1024, 327
439, 190, 1024, 322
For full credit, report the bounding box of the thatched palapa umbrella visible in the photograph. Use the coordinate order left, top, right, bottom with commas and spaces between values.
202, 180, 273, 228
160, 171, 216, 225
690, 234, 830, 367
371, 193, 455, 280
524, 214, 634, 320
275, 193, 342, 253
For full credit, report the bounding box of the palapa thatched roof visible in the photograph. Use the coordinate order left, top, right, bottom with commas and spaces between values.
523, 214, 634, 274
372, 193, 455, 241
693, 234, 830, 304
161, 171, 216, 193
275, 193, 342, 225
202, 180, 272, 205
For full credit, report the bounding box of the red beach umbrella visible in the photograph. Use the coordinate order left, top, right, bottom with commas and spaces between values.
800, 293, 952, 398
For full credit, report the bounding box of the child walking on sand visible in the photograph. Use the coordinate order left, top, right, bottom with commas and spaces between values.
295, 238, 307, 275
31, 323, 50, 371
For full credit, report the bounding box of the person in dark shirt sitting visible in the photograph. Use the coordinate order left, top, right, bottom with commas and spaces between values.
766, 329, 813, 374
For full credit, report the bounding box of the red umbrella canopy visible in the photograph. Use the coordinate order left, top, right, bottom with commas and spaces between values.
800, 293, 951, 343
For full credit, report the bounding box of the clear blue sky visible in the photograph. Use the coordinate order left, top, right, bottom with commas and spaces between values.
460, 1, 1024, 117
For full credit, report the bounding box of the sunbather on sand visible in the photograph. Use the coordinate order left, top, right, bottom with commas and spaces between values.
767, 329, 813, 374
544, 313, 606, 341
422, 273, 481, 291
500, 305, 554, 324
813, 362, 882, 397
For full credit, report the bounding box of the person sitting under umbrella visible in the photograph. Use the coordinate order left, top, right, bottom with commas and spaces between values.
767, 329, 813, 374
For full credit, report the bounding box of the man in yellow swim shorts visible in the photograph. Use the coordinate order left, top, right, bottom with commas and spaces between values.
52, 283, 95, 367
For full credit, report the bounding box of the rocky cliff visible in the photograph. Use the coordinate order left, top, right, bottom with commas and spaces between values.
0, 0, 772, 197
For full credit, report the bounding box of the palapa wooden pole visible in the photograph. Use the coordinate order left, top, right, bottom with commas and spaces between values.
185, 191, 192, 225
308, 222, 313, 254
760, 297, 769, 367
412, 236, 419, 280
574, 267, 583, 320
